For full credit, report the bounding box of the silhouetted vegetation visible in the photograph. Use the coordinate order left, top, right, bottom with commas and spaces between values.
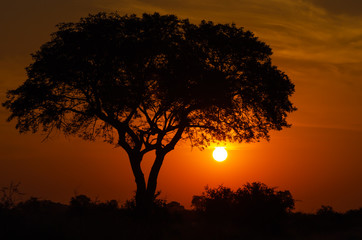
192, 182, 294, 233
3, 12, 296, 212
1, 182, 361, 239
0, 182, 24, 209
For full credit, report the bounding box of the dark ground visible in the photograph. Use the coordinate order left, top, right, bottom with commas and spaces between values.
1, 197, 361, 240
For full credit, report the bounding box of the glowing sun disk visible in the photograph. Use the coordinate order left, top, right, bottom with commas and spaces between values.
213, 147, 228, 162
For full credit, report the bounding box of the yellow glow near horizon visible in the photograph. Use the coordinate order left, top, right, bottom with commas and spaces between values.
213, 147, 228, 162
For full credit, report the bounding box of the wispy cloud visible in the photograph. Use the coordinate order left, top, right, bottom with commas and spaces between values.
302, 0, 362, 16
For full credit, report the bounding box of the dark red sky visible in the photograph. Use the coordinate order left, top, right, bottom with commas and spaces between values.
1, 0, 361, 212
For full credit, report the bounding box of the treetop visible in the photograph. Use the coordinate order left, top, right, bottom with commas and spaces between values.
3, 12, 296, 152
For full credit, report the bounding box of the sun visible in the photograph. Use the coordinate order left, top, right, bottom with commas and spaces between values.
213, 147, 228, 162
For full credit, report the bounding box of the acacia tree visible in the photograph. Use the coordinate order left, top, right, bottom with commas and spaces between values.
3, 13, 296, 211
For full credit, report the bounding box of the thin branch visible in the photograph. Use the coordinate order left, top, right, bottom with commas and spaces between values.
188, 124, 213, 129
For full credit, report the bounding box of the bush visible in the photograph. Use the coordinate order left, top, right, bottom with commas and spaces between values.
235, 182, 294, 222
122, 191, 167, 217
192, 185, 234, 216
0, 182, 24, 209
192, 182, 295, 223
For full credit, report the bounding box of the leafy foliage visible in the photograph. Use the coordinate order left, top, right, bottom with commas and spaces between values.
192, 182, 295, 222
0, 182, 24, 209
3, 12, 295, 150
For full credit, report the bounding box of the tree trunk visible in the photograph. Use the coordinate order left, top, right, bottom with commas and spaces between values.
127, 150, 167, 215
146, 151, 166, 208
128, 152, 147, 213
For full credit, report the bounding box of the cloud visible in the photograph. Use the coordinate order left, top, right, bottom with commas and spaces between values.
303, 0, 362, 16
3, 0, 362, 79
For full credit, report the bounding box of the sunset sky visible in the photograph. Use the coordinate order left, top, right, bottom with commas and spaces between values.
1, 0, 361, 212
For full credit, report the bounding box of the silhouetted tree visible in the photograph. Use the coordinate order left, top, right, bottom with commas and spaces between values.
316, 205, 336, 216
192, 185, 234, 216
192, 182, 295, 223
0, 182, 24, 209
3, 12, 296, 213
234, 182, 294, 224
70, 195, 92, 210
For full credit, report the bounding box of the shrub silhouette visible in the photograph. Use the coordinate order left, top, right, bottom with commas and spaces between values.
0, 187, 360, 239
69, 194, 94, 218
192, 182, 295, 225
70, 194, 92, 209
17, 197, 66, 214
235, 182, 294, 222
192, 185, 234, 216
0, 182, 24, 209
317, 205, 336, 216
123, 191, 167, 218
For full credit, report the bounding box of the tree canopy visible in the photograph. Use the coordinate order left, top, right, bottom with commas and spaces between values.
3, 12, 296, 211
192, 182, 295, 223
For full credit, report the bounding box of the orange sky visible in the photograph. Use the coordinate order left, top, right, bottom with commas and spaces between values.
1, 0, 361, 212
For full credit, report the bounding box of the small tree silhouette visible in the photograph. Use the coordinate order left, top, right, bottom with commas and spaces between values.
317, 205, 335, 216
3, 13, 296, 213
234, 182, 294, 224
192, 185, 234, 215
70, 195, 92, 210
192, 182, 295, 224
0, 182, 24, 209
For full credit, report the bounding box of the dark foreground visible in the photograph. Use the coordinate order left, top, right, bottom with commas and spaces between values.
1, 197, 361, 240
